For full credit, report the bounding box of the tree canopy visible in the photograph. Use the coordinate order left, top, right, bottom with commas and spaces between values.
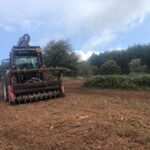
89, 44, 150, 74
100, 60, 121, 75
129, 59, 147, 74
43, 40, 79, 76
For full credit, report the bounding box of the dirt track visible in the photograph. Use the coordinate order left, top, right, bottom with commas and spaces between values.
0, 79, 150, 150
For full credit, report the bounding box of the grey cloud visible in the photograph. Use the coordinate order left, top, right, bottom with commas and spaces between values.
0, 0, 150, 49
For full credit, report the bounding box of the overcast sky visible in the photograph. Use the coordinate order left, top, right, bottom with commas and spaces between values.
1, 0, 150, 60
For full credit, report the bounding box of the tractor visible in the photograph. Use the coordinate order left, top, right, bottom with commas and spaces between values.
1, 34, 68, 104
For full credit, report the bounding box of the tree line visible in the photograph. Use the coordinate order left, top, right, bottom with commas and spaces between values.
89, 44, 150, 75
43, 41, 150, 76
0, 40, 150, 78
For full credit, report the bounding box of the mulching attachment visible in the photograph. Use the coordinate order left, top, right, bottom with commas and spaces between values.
10, 90, 64, 105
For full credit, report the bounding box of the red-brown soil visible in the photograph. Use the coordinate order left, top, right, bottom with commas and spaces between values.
0, 79, 150, 150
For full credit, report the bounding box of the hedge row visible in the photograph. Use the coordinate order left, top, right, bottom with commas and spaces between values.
83, 74, 150, 90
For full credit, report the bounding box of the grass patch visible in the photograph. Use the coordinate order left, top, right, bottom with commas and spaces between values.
131, 102, 150, 110
107, 97, 150, 110
141, 135, 150, 144
83, 74, 150, 90
117, 128, 150, 145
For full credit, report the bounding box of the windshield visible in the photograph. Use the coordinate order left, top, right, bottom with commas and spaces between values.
15, 56, 38, 69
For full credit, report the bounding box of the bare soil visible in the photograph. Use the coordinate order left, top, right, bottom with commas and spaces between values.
0, 79, 150, 150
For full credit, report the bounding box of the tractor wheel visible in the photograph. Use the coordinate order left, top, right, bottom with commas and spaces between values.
3, 83, 8, 101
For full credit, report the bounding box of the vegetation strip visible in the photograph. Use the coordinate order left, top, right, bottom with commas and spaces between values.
83, 74, 150, 90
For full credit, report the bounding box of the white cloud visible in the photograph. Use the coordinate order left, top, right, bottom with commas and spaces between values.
0, 23, 15, 32
82, 31, 117, 50
107, 46, 126, 52
0, 0, 150, 49
75, 50, 100, 61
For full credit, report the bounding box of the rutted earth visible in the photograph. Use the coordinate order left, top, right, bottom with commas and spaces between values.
0, 80, 150, 150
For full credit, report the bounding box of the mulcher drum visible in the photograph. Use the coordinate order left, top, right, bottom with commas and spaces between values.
12, 80, 64, 104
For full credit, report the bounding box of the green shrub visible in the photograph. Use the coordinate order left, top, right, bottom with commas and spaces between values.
129, 59, 147, 74
83, 74, 150, 90
100, 60, 121, 75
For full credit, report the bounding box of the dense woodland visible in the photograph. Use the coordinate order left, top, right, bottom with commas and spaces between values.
89, 44, 150, 74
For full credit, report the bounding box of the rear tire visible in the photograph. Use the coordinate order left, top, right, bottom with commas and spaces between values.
3, 83, 7, 101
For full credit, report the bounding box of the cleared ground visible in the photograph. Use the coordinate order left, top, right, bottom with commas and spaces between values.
0, 79, 150, 150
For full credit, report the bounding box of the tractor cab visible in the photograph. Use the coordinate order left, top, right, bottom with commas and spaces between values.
10, 46, 43, 69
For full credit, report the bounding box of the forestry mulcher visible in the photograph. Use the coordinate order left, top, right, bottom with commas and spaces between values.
1, 34, 68, 104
